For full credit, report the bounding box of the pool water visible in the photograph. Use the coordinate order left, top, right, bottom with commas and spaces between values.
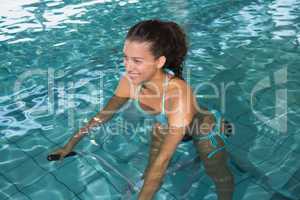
1, 0, 300, 199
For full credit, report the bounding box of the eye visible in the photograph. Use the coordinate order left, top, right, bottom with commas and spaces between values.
133, 59, 142, 64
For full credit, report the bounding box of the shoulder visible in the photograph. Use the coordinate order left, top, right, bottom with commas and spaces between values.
114, 74, 136, 98
166, 77, 197, 127
167, 77, 194, 101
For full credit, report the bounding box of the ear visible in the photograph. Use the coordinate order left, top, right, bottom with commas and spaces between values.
156, 56, 166, 69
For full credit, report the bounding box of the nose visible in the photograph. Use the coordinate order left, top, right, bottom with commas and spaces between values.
124, 59, 135, 72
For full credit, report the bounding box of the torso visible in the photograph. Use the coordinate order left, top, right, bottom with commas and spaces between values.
132, 72, 175, 116
121, 70, 199, 130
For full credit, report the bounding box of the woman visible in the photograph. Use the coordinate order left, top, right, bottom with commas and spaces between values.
51, 19, 234, 200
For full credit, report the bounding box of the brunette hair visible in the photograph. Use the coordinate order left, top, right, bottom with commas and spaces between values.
126, 19, 188, 79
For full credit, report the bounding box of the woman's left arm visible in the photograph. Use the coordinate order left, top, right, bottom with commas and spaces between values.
138, 84, 195, 200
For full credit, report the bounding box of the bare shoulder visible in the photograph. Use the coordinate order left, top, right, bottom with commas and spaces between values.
166, 77, 197, 115
114, 74, 135, 98
167, 77, 195, 100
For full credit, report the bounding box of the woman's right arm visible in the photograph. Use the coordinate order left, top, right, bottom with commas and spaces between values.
51, 75, 132, 158
62, 95, 130, 151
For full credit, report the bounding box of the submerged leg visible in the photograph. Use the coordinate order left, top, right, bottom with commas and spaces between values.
193, 136, 234, 200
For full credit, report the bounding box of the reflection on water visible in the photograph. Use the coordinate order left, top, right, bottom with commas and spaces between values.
0, 0, 113, 41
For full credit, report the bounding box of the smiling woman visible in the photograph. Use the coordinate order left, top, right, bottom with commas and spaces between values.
49, 19, 234, 200
123, 40, 160, 85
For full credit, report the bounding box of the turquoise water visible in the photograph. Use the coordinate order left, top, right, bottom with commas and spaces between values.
1, 0, 300, 199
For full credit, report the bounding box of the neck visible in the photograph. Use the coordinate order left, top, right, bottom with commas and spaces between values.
142, 70, 165, 94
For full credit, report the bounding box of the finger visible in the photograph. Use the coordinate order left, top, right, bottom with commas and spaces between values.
47, 153, 62, 161
58, 153, 65, 161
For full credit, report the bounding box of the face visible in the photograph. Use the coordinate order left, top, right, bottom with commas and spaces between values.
123, 40, 165, 85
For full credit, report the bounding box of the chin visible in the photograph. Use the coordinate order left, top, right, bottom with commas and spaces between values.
128, 76, 142, 85
127, 74, 149, 86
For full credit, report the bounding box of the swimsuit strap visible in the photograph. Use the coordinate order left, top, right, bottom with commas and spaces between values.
193, 110, 228, 158
161, 73, 168, 114
136, 84, 142, 98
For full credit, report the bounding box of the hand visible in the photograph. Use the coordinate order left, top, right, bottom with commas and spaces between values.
49, 146, 72, 161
